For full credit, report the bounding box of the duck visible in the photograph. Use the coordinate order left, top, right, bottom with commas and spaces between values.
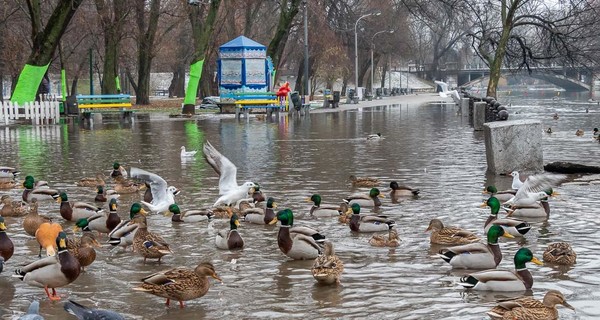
110, 162, 128, 178
459, 247, 543, 291
426, 218, 480, 245
64, 300, 125, 320
250, 185, 266, 204
348, 203, 395, 232
203, 141, 257, 206
487, 289, 574, 320
76, 198, 121, 234
169, 204, 213, 223
546, 127, 553, 134
67, 232, 100, 271
307, 194, 345, 218
543, 242, 576, 265
113, 176, 144, 194
76, 173, 106, 188
0, 179, 17, 189
108, 203, 147, 251
438, 225, 514, 269
130, 214, 172, 263
552, 113, 559, 120
389, 181, 420, 197
348, 175, 379, 188
180, 146, 198, 158
35, 221, 64, 257
22, 178, 59, 203
369, 228, 400, 247
57, 192, 102, 222
130, 167, 181, 213
366, 133, 382, 140
22, 199, 50, 237
14, 232, 81, 300
1, 195, 28, 217
0, 216, 15, 263
506, 188, 556, 219
93, 185, 119, 203
269, 209, 325, 260
344, 188, 384, 207
0, 166, 19, 179
243, 197, 277, 224
482, 196, 531, 237
215, 214, 244, 250
143, 182, 153, 203
133, 262, 222, 308
311, 240, 344, 285
575, 129, 584, 136
483, 185, 516, 203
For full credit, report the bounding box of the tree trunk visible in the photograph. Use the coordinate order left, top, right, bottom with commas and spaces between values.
133, 0, 161, 105
70, 77, 79, 96
266, 0, 301, 69
168, 66, 185, 98
380, 58, 388, 89
96, 0, 127, 94
11, 0, 84, 104
182, 0, 222, 115
485, 1, 518, 98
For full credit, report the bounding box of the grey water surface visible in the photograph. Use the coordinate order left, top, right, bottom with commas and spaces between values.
0, 93, 598, 319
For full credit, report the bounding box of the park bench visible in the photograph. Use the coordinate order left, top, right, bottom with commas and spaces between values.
221, 92, 287, 119
76, 94, 133, 119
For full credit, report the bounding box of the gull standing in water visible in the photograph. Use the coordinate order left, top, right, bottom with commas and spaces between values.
202, 141, 257, 207
130, 168, 180, 213
180, 146, 198, 158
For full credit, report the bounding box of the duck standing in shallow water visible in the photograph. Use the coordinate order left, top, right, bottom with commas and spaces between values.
57, 192, 102, 222
108, 203, 147, 251
14, 232, 81, 300
0, 217, 15, 264
130, 214, 172, 263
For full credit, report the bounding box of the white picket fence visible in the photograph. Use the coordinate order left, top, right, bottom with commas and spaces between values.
1, 100, 60, 125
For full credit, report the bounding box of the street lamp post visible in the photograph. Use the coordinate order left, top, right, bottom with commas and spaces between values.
354, 12, 380, 101
371, 30, 394, 96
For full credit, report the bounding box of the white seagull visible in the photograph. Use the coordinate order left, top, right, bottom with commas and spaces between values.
130, 167, 180, 213
434, 80, 460, 102
505, 173, 564, 208
510, 171, 524, 190
180, 146, 198, 158
202, 141, 257, 207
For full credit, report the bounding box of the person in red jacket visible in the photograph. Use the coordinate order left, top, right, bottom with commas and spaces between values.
276, 82, 291, 104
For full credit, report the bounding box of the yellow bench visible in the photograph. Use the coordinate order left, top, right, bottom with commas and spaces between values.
234, 99, 283, 119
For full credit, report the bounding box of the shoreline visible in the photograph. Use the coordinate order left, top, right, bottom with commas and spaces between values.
308, 93, 454, 114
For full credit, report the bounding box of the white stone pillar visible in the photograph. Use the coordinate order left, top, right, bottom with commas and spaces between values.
473, 101, 487, 131
484, 119, 543, 174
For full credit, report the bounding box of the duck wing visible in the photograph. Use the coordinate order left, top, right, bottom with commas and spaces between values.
442, 243, 490, 255
203, 141, 239, 195
130, 168, 168, 206
14, 255, 58, 275
512, 174, 564, 203
142, 267, 192, 285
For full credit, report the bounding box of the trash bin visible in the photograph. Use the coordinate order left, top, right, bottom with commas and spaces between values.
332, 91, 340, 108
66, 95, 78, 115
290, 91, 301, 111
322, 89, 333, 108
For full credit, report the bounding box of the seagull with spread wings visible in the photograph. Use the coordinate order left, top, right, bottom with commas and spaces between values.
203, 141, 257, 207
130, 168, 180, 213
504, 173, 564, 208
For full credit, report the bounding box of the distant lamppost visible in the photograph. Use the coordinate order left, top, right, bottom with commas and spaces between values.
371, 30, 394, 95
354, 11, 380, 99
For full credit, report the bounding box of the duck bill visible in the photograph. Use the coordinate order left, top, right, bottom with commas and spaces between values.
163, 211, 173, 217
305, 198, 312, 202
234, 220, 240, 227
56, 197, 62, 204
502, 233, 515, 239
0, 222, 6, 231
211, 273, 223, 283
273, 203, 278, 208
268, 217, 279, 225
345, 208, 353, 215
72, 226, 81, 232
140, 208, 148, 216
425, 225, 432, 232
531, 257, 544, 266
551, 191, 559, 196
562, 301, 575, 310
378, 194, 385, 198
59, 238, 66, 248
479, 201, 487, 208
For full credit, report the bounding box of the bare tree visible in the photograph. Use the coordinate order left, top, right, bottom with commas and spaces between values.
95, 0, 129, 94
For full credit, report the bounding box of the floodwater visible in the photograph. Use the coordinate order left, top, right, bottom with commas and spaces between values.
0, 92, 599, 319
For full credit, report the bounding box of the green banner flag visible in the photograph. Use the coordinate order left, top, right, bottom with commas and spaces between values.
184, 59, 204, 105
11, 63, 50, 104
115, 76, 121, 93
60, 69, 67, 101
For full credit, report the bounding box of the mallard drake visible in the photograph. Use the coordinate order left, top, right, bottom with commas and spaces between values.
22, 199, 50, 237
35, 221, 64, 257
543, 242, 576, 265
64, 300, 125, 319
77, 173, 106, 188
1, 195, 27, 217
344, 188, 384, 207
130, 167, 181, 213
0, 179, 17, 189
483, 185, 516, 203
110, 162, 128, 178
67, 232, 100, 271
107, 203, 147, 251
308, 194, 345, 218
483, 196, 531, 237
215, 214, 244, 250
133, 262, 222, 308
76, 198, 121, 234
348, 203, 395, 233
269, 209, 325, 260
0, 217, 15, 263
14, 232, 80, 300
438, 225, 514, 269
348, 175, 379, 188
94, 185, 119, 203
311, 240, 344, 284
113, 176, 144, 194
506, 188, 556, 219
0, 166, 19, 179
22, 178, 59, 203
203, 141, 257, 206
426, 219, 480, 245
130, 214, 172, 263
459, 247, 543, 291
389, 181, 420, 198
546, 127, 553, 134
250, 185, 266, 204
369, 228, 400, 247
243, 197, 277, 224
168, 204, 213, 223
487, 289, 574, 320
57, 192, 102, 222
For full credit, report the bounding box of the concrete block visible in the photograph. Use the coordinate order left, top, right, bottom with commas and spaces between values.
484, 119, 543, 174
473, 102, 487, 131
460, 98, 469, 117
